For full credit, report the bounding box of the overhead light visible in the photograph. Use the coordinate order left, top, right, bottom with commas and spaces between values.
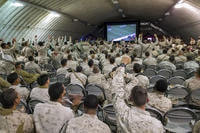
11, 2, 24, 7
158, 18, 163, 21
73, 19, 79, 22
178, 0, 184, 4
112, 0, 119, 4
174, 2, 197, 12
49, 12, 60, 17
122, 14, 126, 18
118, 8, 123, 13
165, 12, 170, 16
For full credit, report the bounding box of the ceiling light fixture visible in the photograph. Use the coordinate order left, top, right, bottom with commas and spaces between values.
118, 8, 123, 13
122, 14, 126, 18
175, 2, 197, 12
112, 0, 119, 4
49, 12, 60, 17
11, 2, 24, 7
73, 19, 79, 22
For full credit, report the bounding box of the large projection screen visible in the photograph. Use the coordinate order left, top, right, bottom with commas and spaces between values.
106, 23, 138, 41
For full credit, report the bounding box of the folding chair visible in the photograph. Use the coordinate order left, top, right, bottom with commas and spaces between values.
143, 69, 157, 78
187, 69, 196, 79
0, 74, 7, 80
44, 64, 56, 72
149, 75, 166, 86
173, 70, 187, 79
146, 107, 163, 122
146, 65, 158, 70
103, 104, 117, 132
85, 84, 106, 102
164, 107, 197, 133
48, 72, 57, 83
25, 69, 37, 74
189, 89, 200, 106
157, 69, 172, 79
28, 99, 44, 113
175, 62, 184, 70
56, 74, 70, 86
166, 85, 189, 105
168, 76, 185, 86
16, 100, 30, 113
66, 84, 86, 96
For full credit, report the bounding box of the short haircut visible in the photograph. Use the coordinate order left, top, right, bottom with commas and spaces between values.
109, 57, 115, 64
48, 82, 64, 101
163, 49, 167, 54
133, 63, 142, 73
93, 65, 99, 73
88, 59, 94, 67
76, 66, 82, 72
130, 86, 147, 107
37, 74, 49, 86
0, 89, 18, 109
169, 55, 175, 62
1, 43, 6, 49
15, 62, 21, 68
28, 56, 34, 61
67, 54, 72, 60
145, 52, 150, 57
38, 41, 44, 46
187, 55, 193, 61
61, 59, 67, 66
196, 67, 200, 77
7, 72, 18, 84
84, 95, 99, 109
154, 79, 168, 93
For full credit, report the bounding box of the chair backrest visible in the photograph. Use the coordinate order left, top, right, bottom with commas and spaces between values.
168, 76, 185, 86
56, 74, 70, 86
85, 84, 106, 101
149, 75, 166, 86
25, 69, 36, 74
164, 107, 197, 133
16, 100, 29, 113
175, 62, 184, 70
146, 107, 163, 122
0, 74, 7, 80
48, 72, 57, 83
146, 65, 158, 70
157, 69, 172, 79
143, 69, 157, 78
187, 69, 196, 79
190, 89, 200, 106
103, 104, 117, 126
44, 64, 56, 72
167, 85, 189, 102
28, 99, 44, 113
173, 70, 187, 79
159, 65, 173, 71
66, 84, 86, 96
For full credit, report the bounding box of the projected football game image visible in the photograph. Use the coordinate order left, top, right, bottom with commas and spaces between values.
107, 24, 137, 41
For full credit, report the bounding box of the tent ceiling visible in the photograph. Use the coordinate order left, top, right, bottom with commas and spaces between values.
0, 0, 200, 41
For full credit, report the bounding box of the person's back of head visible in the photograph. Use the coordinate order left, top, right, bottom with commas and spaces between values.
15, 62, 22, 69
83, 56, 88, 62
7, 72, 19, 85
125, 48, 129, 54
187, 55, 193, 61
76, 66, 82, 73
61, 59, 67, 67
1, 43, 6, 49
84, 95, 98, 113
88, 59, 94, 68
145, 52, 150, 57
93, 65, 100, 74
116, 53, 120, 57
28, 56, 34, 62
0, 89, 19, 109
133, 63, 142, 73
109, 57, 115, 64
48, 82, 65, 102
37, 74, 49, 87
163, 49, 167, 54
38, 41, 44, 46
154, 79, 168, 93
169, 55, 175, 63
129, 86, 148, 107
67, 54, 72, 60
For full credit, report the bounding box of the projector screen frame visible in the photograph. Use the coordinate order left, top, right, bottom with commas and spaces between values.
104, 21, 140, 41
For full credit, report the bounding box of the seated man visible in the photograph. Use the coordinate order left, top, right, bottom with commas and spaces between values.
132, 63, 149, 88
184, 67, 200, 91
15, 62, 40, 84
30, 74, 50, 102
7, 72, 29, 101
103, 57, 116, 74
143, 52, 157, 66
148, 79, 172, 113
111, 62, 163, 132
25, 56, 42, 74
88, 65, 106, 87
67, 54, 78, 70
66, 95, 111, 133
0, 89, 33, 132
158, 55, 176, 71
184, 55, 199, 71
34, 82, 81, 133
57, 59, 69, 75
67, 66, 87, 88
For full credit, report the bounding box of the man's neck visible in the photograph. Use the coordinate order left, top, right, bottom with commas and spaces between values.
40, 84, 48, 88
